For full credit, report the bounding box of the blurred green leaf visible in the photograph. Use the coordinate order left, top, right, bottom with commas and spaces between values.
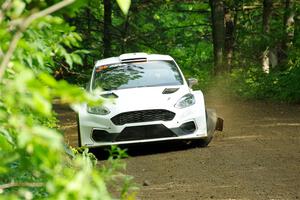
116, 0, 131, 15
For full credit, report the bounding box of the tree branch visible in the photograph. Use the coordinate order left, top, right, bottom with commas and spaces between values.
160, 23, 210, 31
0, 0, 75, 81
173, 9, 210, 14
0, 182, 44, 190
0, 0, 12, 23
0, 47, 3, 58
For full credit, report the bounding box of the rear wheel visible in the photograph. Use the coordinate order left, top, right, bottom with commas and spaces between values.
193, 109, 217, 147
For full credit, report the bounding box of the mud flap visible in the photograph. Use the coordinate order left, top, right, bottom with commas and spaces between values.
206, 109, 223, 134
215, 117, 224, 131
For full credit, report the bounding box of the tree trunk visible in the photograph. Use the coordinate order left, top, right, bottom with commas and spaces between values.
284, 0, 295, 46
294, 12, 300, 47
262, 0, 272, 73
279, 0, 295, 65
103, 0, 112, 58
209, 0, 225, 74
224, 6, 235, 71
121, 16, 130, 53
84, 6, 91, 67
263, 0, 272, 33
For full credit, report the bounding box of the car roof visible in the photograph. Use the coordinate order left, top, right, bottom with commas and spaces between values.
95, 53, 174, 67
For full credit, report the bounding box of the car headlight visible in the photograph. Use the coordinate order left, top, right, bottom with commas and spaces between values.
87, 106, 110, 115
174, 93, 195, 108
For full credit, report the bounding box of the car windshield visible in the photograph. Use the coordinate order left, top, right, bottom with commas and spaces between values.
92, 60, 184, 91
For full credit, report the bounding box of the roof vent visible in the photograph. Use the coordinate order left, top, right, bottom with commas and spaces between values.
119, 53, 147, 63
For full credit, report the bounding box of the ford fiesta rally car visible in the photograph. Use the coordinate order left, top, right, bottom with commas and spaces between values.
77, 53, 223, 148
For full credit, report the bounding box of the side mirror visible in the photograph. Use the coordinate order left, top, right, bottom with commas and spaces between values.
187, 78, 198, 88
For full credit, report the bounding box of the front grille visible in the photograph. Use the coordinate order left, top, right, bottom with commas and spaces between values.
115, 124, 177, 141
111, 109, 175, 125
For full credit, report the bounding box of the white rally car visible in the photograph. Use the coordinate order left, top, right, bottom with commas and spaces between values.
77, 53, 223, 148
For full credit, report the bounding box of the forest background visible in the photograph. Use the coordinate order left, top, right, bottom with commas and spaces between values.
70, 0, 300, 102
0, 0, 299, 199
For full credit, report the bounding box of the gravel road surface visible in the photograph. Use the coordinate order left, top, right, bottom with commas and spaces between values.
57, 81, 300, 199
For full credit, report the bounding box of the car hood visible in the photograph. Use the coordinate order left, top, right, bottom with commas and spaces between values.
101, 85, 190, 112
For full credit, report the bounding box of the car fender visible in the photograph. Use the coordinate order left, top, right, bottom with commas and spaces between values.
191, 90, 206, 111
190, 90, 207, 134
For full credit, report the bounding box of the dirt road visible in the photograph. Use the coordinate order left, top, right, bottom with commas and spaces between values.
57, 80, 300, 199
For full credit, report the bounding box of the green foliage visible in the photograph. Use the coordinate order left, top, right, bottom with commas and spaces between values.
0, 1, 136, 199
227, 1, 300, 102
170, 41, 213, 90
231, 63, 300, 103
70, 0, 213, 89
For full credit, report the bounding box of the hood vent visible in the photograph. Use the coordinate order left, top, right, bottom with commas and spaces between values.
101, 92, 118, 98
162, 88, 179, 94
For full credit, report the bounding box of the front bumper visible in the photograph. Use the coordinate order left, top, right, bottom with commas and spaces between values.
78, 103, 207, 147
